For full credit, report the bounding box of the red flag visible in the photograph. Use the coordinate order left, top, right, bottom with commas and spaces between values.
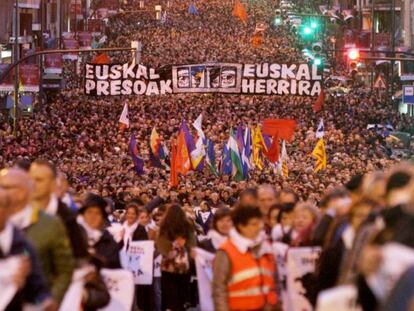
92, 53, 111, 64
170, 139, 178, 187
313, 89, 325, 112
262, 119, 296, 142
264, 135, 280, 163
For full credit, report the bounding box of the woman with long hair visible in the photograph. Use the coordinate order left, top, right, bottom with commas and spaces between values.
156, 204, 196, 311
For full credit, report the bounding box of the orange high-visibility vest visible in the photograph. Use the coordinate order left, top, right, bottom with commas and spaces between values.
220, 239, 277, 310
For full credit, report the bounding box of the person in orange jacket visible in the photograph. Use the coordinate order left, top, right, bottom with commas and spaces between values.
212, 204, 278, 311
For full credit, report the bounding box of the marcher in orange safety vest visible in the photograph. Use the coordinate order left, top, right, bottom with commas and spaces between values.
212, 205, 278, 311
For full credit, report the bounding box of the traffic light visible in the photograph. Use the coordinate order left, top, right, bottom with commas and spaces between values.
312, 42, 322, 54
310, 21, 319, 29
274, 9, 282, 26
313, 55, 322, 66
274, 17, 282, 25
348, 48, 359, 60
302, 26, 313, 36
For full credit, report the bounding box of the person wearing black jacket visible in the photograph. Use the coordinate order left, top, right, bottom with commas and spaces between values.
198, 208, 232, 253
78, 193, 121, 269
195, 201, 214, 235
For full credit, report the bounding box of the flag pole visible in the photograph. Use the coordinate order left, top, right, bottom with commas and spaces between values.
13, 0, 19, 137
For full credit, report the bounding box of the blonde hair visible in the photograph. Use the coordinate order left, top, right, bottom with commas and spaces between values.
294, 201, 320, 222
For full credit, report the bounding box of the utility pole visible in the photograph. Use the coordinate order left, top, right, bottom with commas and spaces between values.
390, 0, 395, 98
39, 0, 44, 108
13, 0, 19, 136
370, 0, 375, 92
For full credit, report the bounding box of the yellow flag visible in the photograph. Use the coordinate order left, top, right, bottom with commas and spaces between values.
282, 160, 288, 178
312, 138, 327, 172
280, 140, 288, 178
252, 125, 267, 170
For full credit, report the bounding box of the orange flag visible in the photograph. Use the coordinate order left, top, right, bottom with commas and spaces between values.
251, 32, 263, 48
313, 89, 325, 112
170, 139, 178, 187
91, 53, 111, 64
175, 129, 191, 175
232, 0, 248, 24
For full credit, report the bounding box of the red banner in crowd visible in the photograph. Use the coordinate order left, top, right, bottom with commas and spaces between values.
88, 19, 104, 34
19, 64, 40, 92
78, 32, 93, 50
63, 38, 79, 60
45, 54, 63, 74
0, 64, 14, 92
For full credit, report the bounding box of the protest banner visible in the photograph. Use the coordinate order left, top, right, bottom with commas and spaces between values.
194, 247, 215, 311
59, 266, 95, 311
84, 62, 322, 96
316, 285, 362, 311
100, 268, 135, 311
121, 240, 155, 285
0, 256, 21, 310
285, 246, 321, 311
272, 242, 289, 307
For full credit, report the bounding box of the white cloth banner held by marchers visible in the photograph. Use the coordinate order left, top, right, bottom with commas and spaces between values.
0, 256, 21, 311
61, 268, 135, 311
316, 285, 362, 311
285, 247, 321, 311
194, 247, 215, 311
272, 242, 290, 310
59, 266, 95, 311
122, 240, 155, 285
99, 268, 134, 311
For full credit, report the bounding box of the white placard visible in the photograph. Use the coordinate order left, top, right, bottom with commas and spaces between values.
285, 247, 321, 311
194, 247, 215, 311
316, 285, 362, 311
122, 241, 155, 285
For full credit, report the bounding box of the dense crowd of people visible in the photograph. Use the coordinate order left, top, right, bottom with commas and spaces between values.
1, 0, 414, 310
